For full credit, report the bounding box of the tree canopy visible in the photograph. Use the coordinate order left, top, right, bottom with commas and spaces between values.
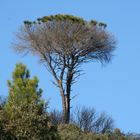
13, 14, 116, 123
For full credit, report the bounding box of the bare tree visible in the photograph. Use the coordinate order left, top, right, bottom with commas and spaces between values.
73, 106, 96, 132
50, 106, 114, 133
73, 106, 114, 133
93, 112, 114, 133
13, 14, 116, 123
50, 109, 63, 125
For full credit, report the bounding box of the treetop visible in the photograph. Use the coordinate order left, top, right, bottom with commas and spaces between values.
24, 14, 107, 28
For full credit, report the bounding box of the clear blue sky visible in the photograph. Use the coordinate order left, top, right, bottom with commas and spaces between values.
0, 0, 140, 133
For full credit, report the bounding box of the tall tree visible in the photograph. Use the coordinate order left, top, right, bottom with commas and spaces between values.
1, 63, 58, 140
13, 14, 116, 124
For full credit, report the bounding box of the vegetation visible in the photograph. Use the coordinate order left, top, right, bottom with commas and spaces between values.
0, 14, 138, 139
0, 63, 139, 140
58, 124, 137, 140
50, 107, 114, 133
13, 14, 116, 123
0, 64, 59, 140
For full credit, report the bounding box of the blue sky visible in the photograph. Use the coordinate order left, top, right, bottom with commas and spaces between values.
0, 0, 140, 133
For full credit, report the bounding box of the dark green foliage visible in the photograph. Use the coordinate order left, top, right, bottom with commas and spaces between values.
24, 14, 107, 29
90, 20, 98, 25
24, 20, 32, 25
0, 63, 59, 140
28, 14, 85, 25
98, 22, 107, 28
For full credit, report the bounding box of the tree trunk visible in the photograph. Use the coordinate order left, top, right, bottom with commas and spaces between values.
64, 70, 72, 124
58, 80, 71, 124
60, 92, 70, 124
57, 67, 73, 124
64, 95, 70, 124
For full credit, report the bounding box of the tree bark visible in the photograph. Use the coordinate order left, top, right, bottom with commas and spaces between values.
65, 93, 70, 124
64, 69, 73, 124
58, 71, 72, 124
58, 86, 71, 124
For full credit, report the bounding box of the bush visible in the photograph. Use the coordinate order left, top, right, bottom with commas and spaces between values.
57, 124, 135, 140
58, 124, 82, 140
57, 124, 107, 140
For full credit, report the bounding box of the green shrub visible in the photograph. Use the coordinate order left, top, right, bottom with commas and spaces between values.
57, 124, 108, 140
57, 124, 135, 140
58, 124, 82, 140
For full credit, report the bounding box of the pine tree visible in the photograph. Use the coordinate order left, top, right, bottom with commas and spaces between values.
1, 63, 59, 140
6, 63, 44, 114
14, 14, 116, 123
